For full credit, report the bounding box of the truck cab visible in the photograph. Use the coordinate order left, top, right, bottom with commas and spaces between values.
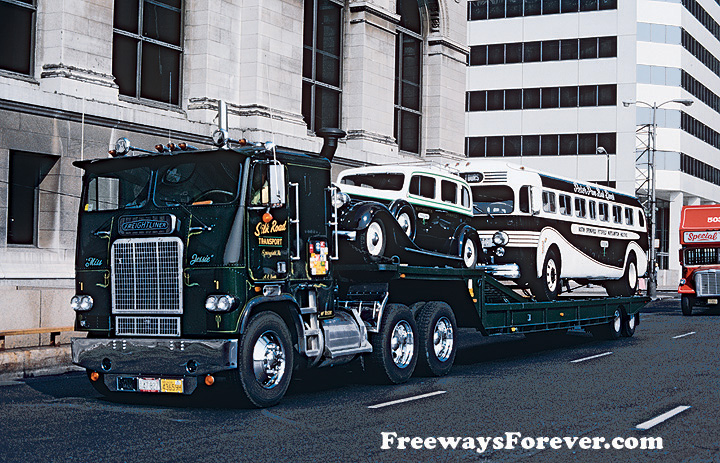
678, 204, 720, 315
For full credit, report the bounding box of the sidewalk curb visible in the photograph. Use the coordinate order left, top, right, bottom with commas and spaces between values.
0, 345, 83, 382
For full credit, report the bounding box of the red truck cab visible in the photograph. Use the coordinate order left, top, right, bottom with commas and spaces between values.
679, 204, 720, 315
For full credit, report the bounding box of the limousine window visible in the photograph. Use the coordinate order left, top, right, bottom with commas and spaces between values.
471, 185, 514, 214
340, 173, 404, 191
625, 207, 634, 226
599, 202, 609, 221
441, 180, 458, 203
559, 194, 572, 216
542, 191, 556, 213
575, 197, 587, 218
462, 186, 471, 208
410, 175, 436, 199
612, 205, 622, 224
589, 200, 597, 220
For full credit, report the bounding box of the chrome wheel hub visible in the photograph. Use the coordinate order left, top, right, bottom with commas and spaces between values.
252, 330, 286, 389
613, 311, 622, 333
390, 321, 414, 369
433, 317, 454, 362
397, 213, 412, 237
463, 239, 476, 267
366, 222, 384, 256
546, 259, 558, 292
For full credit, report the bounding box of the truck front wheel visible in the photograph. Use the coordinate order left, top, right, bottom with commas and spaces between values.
236, 311, 294, 408
681, 294, 694, 316
367, 304, 418, 384
415, 302, 457, 377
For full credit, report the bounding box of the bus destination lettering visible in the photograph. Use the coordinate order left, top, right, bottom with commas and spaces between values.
573, 183, 615, 201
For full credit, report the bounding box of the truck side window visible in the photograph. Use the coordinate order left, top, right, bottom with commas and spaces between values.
542, 191, 556, 213
519, 185, 530, 213
250, 164, 269, 205
441, 180, 457, 203
575, 197, 586, 218
410, 175, 436, 199
559, 194, 572, 216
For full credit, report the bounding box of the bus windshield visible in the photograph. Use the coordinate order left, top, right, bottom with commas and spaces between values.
471, 185, 514, 215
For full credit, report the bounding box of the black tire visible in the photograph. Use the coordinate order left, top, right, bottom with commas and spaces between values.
459, 232, 479, 269
622, 312, 638, 337
393, 205, 416, 240
359, 217, 387, 261
681, 294, 694, 316
591, 308, 623, 340
532, 249, 561, 301
607, 255, 638, 297
415, 301, 457, 377
234, 311, 294, 408
367, 304, 418, 384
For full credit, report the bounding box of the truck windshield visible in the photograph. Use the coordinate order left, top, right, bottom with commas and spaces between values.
340, 173, 404, 191
471, 185, 514, 215
154, 160, 241, 206
85, 167, 152, 212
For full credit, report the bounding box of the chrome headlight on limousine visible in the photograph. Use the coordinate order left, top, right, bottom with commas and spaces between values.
331, 191, 351, 209
205, 295, 238, 312
493, 231, 509, 246
71, 295, 94, 312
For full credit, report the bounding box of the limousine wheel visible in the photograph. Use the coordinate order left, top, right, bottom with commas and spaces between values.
360, 218, 386, 260
533, 249, 560, 301
460, 234, 479, 268
394, 205, 416, 240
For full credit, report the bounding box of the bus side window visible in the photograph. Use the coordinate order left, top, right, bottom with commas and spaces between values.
575, 197, 586, 218
599, 203, 609, 222
638, 210, 645, 227
559, 194, 572, 216
461, 186, 471, 208
612, 205, 622, 224
542, 191, 556, 213
519, 185, 530, 213
625, 207, 634, 226
589, 200, 597, 220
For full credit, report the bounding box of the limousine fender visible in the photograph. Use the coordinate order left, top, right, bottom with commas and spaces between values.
338, 201, 394, 232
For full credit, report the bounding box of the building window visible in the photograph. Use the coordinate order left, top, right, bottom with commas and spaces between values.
468, 0, 616, 19
0, 0, 36, 75
469, 36, 616, 66
465, 132, 616, 157
395, 0, 423, 154
7, 151, 58, 245
303, 0, 343, 133
113, 0, 183, 105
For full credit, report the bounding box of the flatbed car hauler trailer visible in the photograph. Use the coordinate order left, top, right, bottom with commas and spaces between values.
69, 113, 647, 407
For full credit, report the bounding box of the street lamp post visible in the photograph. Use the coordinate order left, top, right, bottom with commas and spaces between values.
597, 146, 608, 185
622, 98, 693, 300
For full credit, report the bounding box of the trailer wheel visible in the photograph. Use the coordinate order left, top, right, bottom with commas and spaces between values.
622, 312, 638, 337
459, 233, 479, 269
359, 218, 386, 261
415, 302, 457, 377
681, 294, 694, 316
532, 249, 560, 301
591, 308, 622, 340
235, 311, 294, 408
367, 304, 418, 384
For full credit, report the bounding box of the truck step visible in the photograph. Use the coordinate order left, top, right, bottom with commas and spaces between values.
300, 306, 317, 314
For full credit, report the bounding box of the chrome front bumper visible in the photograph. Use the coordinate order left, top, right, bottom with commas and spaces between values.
71, 338, 238, 377
477, 263, 521, 279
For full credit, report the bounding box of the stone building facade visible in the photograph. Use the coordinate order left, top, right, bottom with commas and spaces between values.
0, 0, 467, 346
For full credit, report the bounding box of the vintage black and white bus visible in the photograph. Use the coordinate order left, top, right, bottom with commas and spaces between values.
458, 161, 649, 300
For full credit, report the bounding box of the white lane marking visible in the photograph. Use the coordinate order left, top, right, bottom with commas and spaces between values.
368, 391, 446, 409
636, 406, 691, 431
570, 351, 613, 363
672, 331, 696, 339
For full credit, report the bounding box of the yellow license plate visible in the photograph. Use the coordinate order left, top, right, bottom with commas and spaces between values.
160, 378, 183, 393
708, 298, 718, 305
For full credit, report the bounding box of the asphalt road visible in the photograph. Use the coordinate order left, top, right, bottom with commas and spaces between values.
1, 294, 718, 463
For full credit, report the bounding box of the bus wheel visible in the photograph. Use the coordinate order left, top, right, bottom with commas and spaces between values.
367, 304, 418, 384
236, 311, 293, 408
460, 233, 479, 268
533, 249, 560, 301
415, 302, 457, 377
681, 294, 694, 316
608, 255, 638, 297
360, 218, 386, 261
622, 312, 638, 337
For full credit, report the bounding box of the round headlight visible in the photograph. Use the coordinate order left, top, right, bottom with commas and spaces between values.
217, 295, 236, 312
71, 295, 93, 312
680, 278, 686, 285
495, 246, 505, 257
493, 231, 509, 246
114, 137, 130, 156
205, 295, 219, 311
332, 191, 351, 209
212, 129, 227, 147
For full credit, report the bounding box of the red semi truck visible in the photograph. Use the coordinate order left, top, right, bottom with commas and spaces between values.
678, 204, 720, 315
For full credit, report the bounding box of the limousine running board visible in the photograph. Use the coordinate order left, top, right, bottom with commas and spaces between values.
476, 263, 521, 279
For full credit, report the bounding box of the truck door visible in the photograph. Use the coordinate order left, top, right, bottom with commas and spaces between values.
247, 161, 290, 282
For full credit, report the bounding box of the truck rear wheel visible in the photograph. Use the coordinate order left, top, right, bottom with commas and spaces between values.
236, 311, 294, 408
367, 304, 418, 384
681, 294, 694, 316
415, 302, 457, 377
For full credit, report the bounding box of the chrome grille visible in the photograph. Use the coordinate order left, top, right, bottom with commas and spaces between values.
111, 237, 183, 314
116, 316, 181, 337
482, 171, 508, 183
685, 248, 720, 266
695, 270, 720, 297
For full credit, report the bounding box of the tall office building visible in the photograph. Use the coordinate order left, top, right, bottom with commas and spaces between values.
466, 0, 720, 287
